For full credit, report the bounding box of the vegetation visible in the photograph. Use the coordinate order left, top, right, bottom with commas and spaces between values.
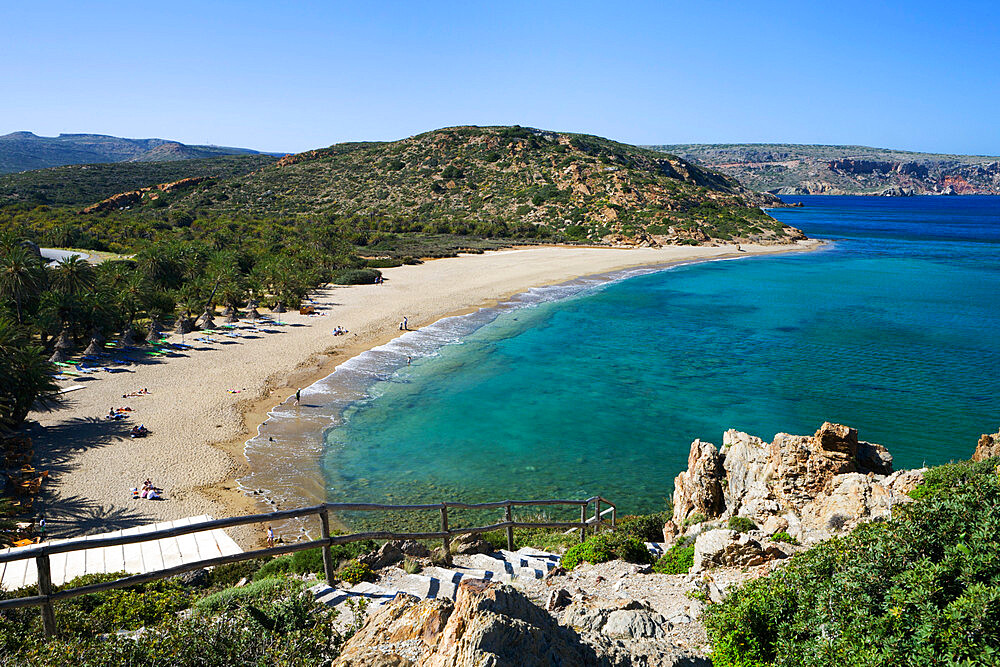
561, 532, 654, 570
338, 560, 375, 585
704, 457, 1000, 667
727, 516, 758, 533
653, 543, 696, 575
615, 510, 672, 542
254, 542, 375, 580
771, 531, 798, 545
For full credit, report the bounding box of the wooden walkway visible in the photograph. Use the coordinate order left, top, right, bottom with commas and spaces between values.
0, 515, 242, 591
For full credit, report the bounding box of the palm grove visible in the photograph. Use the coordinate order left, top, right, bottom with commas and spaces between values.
0, 215, 378, 433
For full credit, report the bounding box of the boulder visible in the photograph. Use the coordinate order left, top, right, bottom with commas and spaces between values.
671, 439, 725, 525
451, 534, 495, 555
973, 428, 1000, 462
692, 529, 787, 572
359, 541, 406, 570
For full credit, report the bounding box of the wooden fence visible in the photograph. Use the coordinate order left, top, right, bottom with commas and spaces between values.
0, 496, 616, 636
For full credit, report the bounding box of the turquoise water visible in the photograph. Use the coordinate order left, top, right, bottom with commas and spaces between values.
300, 197, 1000, 516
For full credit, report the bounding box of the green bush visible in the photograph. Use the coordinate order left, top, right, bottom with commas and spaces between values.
254, 542, 376, 581
561, 532, 654, 570
705, 458, 1000, 667
338, 560, 374, 585
616, 511, 671, 542
652, 544, 695, 574
727, 516, 757, 533
771, 531, 798, 545
195, 576, 304, 615
330, 268, 382, 285
365, 258, 403, 268
683, 512, 706, 528
207, 559, 265, 587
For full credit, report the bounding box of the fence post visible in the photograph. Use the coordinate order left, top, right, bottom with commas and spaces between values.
611, 505, 616, 529
35, 554, 57, 637
593, 498, 601, 533
440, 504, 450, 553
579, 504, 587, 542
318, 508, 335, 585
504, 503, 514, 551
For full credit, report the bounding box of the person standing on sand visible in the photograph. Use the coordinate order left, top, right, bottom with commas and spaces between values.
403, 316, 408, 330
295, 388, 301, 404
266, 525, 275, 547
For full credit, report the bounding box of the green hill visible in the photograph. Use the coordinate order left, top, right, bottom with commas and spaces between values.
127, 126, 801, 245
0, 131, 271, 174
646, 143, 1000, 195
0, 155, 277, 208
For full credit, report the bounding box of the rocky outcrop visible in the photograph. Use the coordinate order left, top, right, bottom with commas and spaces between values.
671, 423, 923, 544
359, 540, 432, 570
334, 579, 708, 666
972, 428, 1000, 461
692, 529, 790, 572
80, 176, 211, 213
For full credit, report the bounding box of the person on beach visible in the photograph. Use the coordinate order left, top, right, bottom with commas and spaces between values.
295, 388, 301, 404
403, 316, 408, 330
407, 356, 411, 366
266, 525, 275, 547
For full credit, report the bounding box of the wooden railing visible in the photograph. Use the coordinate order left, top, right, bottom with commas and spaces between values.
0, 496, 616, 636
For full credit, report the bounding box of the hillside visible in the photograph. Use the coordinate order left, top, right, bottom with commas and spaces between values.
647, 143, 1000, 196
0, 155, 277, 207
123, 126, 801, 245
0, 131, 270, 174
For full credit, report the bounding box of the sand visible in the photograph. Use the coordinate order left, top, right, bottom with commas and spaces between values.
27, 241, 819, 547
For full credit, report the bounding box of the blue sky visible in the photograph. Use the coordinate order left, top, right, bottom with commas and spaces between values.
3, 1, 998, 154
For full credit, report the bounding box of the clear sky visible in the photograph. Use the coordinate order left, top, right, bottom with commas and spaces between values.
3, 1, 998, 155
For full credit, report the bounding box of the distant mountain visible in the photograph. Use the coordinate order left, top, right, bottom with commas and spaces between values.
113, 125, 801, 245
646, 144, 1000, 196
0, 131, 273, 174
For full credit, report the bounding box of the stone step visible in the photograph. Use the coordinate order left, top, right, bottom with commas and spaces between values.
494, 549, 561, 573
645, 542, 670, 557
462, 553, 550, 581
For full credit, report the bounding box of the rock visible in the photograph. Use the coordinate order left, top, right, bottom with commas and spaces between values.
973, 428, 1000, 461
398, 540, 432, 559
671, 439, 725, 525
546, 588, 572, 612
172, 568, 210, 588
662, 519, 679, 543
761, 516, 789, 535
359, 541, 406, 570
602, 608, 668, 639
451, 534, 495, 555
692, 529, 787, 572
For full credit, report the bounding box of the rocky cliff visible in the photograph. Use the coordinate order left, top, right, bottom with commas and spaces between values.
646, 143, 1000, 196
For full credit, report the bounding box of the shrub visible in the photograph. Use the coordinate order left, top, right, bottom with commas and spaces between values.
561, 532, 654, 570
771, 531, 798, 545
195, 577, 304, 615
365, 258, 402, 268
330, 268, 382, 285
616, 511, 671, 542
727, 516, 757, 533
254, 542, 376, 581
683, 512, 706, 528
705, 458, 1000, 667
652, 545, 695, 574
402, 558, 422, 574
207, 559, 264, 587
338, 560, 374, 585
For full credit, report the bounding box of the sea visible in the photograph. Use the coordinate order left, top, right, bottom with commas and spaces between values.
243, 195, 1000, 531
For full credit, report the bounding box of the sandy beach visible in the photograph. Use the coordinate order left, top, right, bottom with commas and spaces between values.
27, 240, 819, 547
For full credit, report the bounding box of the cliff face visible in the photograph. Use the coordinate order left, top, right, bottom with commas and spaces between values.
646, 143, 1000, 196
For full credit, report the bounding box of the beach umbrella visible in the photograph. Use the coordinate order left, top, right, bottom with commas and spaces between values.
221, 304, 234, 317
90, 327, 105, 345
48, 348, 69, 364
223, 312, 239, 324
195, 309, 215, 328
174, 317, 193, 334
53, 328, 73, 351
272, 302, 286, 314
82, 336, 103, 356
119, 326, 138, 347
248, 307, 261, 322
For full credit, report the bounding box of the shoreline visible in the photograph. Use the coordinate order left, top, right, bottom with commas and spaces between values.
28, 240, 822, 549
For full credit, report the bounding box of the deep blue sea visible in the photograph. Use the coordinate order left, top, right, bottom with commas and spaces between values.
246, 196, 999, 519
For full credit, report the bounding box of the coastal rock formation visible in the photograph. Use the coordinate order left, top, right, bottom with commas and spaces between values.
972, 428, 1000, 461
670, 423, 923, 543
80, 176, 211, 213
333, 579, 708, 666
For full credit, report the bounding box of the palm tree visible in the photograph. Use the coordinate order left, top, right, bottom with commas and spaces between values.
0, 244, 46, 324
0, 317, 60, 430
50, 255, 95, 297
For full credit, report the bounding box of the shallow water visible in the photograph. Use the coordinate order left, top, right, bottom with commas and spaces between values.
245, 196, 1000, 525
